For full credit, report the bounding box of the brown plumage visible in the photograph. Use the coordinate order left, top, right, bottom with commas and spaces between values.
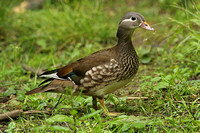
26, 12, 154, 114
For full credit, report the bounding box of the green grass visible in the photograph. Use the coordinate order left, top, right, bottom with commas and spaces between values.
0, 0, 200, 132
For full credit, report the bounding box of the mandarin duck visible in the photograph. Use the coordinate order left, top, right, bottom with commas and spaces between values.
26, 12, 154, 115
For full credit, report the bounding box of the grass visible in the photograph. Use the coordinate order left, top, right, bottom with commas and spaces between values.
0, 0, 200, 132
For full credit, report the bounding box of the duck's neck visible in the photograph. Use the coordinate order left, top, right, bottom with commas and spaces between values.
116, 27, 139, 79
116, 27, 135, 54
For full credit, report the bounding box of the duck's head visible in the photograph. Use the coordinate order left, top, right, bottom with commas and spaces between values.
119, 12, 154, 31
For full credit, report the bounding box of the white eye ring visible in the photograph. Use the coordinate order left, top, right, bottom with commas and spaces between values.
121, 17, 137, 23
130, 16, 137, 22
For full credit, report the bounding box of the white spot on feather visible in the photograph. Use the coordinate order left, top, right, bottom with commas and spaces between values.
91, 75, 99, 80
80, 79, 84, 84
110, 59, 117, 62
100, 71, 104, 75
92, 67, 97, 71
105, 64, 109, 68
110, 59, 115, 62
84, 77, 90, 82
114, 64, 118, 68
91, 80, 97, 85
84, 82, 92, 87
85, 71, 89, 75
97, 75, 103, 79
97, 66, 103, 69
108, 66, 113, 69
88, 70, 92, 75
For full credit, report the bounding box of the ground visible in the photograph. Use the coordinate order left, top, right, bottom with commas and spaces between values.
0, 0, 200, 132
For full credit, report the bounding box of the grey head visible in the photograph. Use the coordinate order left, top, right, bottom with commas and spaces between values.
119, 12, 154, 31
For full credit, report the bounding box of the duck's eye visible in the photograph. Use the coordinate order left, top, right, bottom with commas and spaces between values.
131, 16, 137, 21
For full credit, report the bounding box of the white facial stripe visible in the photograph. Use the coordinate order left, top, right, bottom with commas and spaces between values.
122, 18, 133, 22
122, 16, 138, 23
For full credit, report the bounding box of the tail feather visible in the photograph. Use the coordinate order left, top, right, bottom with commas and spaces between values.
39, 78, 54, 86
25, 84, 49, 95
40, 69, 66, 80
25, 79, 77, 95
40, 69, 58, 76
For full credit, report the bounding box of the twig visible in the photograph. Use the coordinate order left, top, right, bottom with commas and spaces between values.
13, 0, 45, 13
125, 96, 148, 100
0, 82, 31, 87
0, 87, 7, 93
174, 101, 200, 104
24, 110, 50, 115
1, 95, 17, 108
65, 122, 73, 131
0, 109, 50, 121
0, 110, 23, 121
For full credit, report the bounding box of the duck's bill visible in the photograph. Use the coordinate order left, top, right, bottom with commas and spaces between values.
140, 21, 154, 31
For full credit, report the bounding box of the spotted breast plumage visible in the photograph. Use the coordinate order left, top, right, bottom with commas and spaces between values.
26, 12, 154, 115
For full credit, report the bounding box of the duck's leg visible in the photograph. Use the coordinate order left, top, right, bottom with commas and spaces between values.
92, 96, 98, 110
99, 98, 109, 114
99, 97, 122, 116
